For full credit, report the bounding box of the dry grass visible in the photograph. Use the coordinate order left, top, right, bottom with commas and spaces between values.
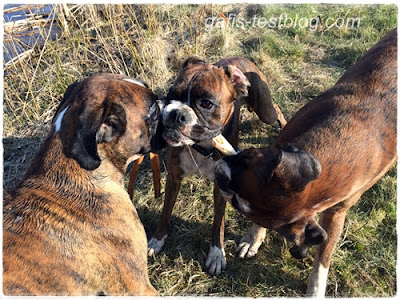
2, 3, 397, 297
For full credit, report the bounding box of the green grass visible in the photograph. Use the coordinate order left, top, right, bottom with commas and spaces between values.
3, 4, 397, 297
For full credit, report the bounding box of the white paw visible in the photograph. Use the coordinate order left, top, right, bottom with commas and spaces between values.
306, 264, 329, 297
147, 235, 167, 256
237, 224, 266, 259
205, 246, 226, 275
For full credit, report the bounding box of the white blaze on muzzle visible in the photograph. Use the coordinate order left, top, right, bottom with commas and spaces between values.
162, 100, 184, 121
162, 100, 198, 126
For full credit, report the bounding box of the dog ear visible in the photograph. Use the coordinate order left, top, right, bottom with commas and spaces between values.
95, 101, 127, 143
183, 56, 206, 68
149, 100, 167, 153
224, 65, 251, 99
274, 146, 321, 192
244, 71, 280, 125
65, 99, 127, 170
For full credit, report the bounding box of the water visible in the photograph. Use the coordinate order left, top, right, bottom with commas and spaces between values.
3, 4, 61, 65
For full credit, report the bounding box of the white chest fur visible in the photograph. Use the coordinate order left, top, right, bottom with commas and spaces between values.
179, 146, 217, 181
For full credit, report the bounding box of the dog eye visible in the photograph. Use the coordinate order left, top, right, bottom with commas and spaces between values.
200, 99, 213, 109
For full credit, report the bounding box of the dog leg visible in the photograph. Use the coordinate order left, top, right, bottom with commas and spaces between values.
237, 223, 267, 258
128, 155, 145, 199
306, 193, 361, 297
148, 154, 183, 256
206, 184, 227, 275
149, 153, 161, 198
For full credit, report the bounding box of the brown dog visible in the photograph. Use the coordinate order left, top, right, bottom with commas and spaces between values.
215, 29, 397, 296
147, 56, 286, 275
3, 73, 162, 295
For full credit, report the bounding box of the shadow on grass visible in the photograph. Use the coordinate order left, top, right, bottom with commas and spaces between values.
238, 119, 281, 144
138, 201, 307, 296
3, 136, 45, 192
322, 46, 364, 71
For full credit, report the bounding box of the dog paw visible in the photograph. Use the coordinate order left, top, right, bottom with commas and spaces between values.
306, 264, 329, 297
147, 235, 167, 256
237, 224, 266, 259
205, 246, 226, 275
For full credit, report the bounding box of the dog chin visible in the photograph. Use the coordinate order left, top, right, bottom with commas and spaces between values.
163, 132, 195, 147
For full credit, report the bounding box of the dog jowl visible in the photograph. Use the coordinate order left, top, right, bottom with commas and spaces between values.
215, 29, 397, 296
3, 73, 162, 296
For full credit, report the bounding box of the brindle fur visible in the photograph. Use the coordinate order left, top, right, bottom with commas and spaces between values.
3, 73, 158, 296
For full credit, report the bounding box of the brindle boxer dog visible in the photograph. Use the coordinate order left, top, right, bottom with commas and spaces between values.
215, 29, 397, 296
147, 56, 286, 275
3, 73, 163, 295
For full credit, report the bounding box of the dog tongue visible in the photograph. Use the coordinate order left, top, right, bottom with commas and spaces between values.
211, 134, 237, 156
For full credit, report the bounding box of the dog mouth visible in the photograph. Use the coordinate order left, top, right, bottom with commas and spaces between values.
162, 128, 195, 147
221, 190, 252, 214
162, 124, 222, 147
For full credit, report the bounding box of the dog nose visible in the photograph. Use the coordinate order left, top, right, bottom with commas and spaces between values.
169, 109, 186, 124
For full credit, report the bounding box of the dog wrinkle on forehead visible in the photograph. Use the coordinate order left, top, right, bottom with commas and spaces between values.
199, 71, 222, 89
107, 82, 150, 110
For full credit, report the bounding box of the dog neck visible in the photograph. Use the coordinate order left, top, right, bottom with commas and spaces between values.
19, 136, 126, 207
95, 143, 127, 183
222, 104, 237, 138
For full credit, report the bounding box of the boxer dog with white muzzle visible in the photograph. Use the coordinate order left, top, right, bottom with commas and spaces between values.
148, 56, 286, 275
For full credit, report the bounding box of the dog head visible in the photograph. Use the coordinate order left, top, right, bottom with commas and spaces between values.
53, 73, 163, 171
214, 145, 325, 258
161, 57, 250, 146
